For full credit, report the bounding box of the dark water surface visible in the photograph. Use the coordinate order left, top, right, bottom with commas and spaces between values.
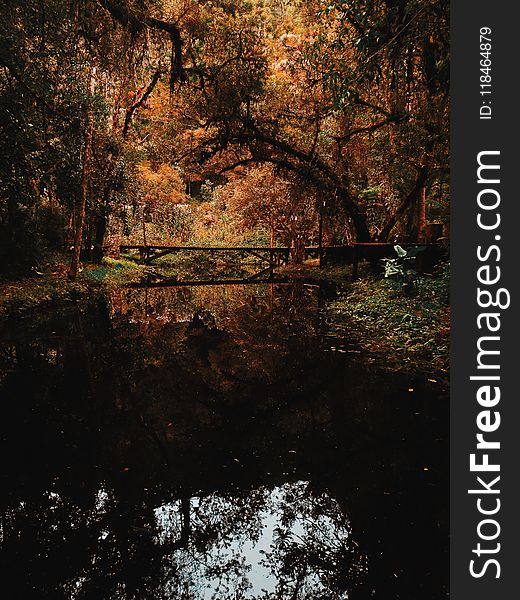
0, 282, 448, 600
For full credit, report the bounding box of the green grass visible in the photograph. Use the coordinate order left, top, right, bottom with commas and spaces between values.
327, 274, 450, 375
82, 257, 148, 286
0, 255, 146, 319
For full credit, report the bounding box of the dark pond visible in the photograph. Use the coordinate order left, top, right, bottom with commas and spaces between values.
0, 282, 448, 600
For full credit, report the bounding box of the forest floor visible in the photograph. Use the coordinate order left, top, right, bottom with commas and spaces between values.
0, 255, 450, 377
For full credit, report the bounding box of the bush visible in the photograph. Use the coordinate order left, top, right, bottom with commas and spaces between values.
0, 206, 44, 276
0, 203, 68, 276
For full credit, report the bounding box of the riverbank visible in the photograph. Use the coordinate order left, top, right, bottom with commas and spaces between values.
0, 256, 147, 320
0, 252, 272, 318
283, 262, 450, 376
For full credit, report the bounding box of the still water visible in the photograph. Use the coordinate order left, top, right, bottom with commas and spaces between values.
0, 282, 448, 599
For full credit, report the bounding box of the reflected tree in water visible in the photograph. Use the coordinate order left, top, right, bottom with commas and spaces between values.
0, 284, 448, 599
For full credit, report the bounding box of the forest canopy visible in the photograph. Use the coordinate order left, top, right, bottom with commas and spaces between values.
0, 0, 449, 276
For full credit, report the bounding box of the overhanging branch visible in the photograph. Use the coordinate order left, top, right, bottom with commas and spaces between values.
97, 0, 183, 85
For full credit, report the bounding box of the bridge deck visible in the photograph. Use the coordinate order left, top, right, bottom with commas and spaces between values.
120, 245, 291, 252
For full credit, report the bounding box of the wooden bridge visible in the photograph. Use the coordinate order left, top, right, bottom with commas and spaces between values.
120, 245, 291, 267
120, 242, 446, 279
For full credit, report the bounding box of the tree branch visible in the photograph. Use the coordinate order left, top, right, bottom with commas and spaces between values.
329, 115, 402, 143
377, 166, 429, 241
122, 67, 162, 138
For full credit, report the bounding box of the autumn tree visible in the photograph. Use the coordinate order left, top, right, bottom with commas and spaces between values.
1, 0, 449, 274
1, 0, 190, 274
168, 0, 449, 242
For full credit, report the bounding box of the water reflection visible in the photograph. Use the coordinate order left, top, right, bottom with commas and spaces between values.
0, 283, 448, 599
152, 482, 365, 600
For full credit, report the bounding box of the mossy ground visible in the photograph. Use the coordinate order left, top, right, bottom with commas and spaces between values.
83, 256, 149, 286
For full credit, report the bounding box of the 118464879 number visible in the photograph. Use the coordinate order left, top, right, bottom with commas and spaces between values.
479, 27, 492, 120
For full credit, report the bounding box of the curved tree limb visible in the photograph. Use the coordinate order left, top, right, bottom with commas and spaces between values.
122, 67, 162, 138
241, 124, 371, 240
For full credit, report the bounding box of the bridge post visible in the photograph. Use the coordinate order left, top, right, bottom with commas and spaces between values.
351, 246, 359, 281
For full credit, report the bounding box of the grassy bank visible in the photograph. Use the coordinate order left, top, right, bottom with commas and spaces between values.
283, 262, 450, 376
329, 275, 449, 375
0, 255, 147, 320
0, 251, 259, 319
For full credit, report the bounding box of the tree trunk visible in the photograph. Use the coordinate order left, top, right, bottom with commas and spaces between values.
69, 72, 95, 281
377, 167, 429, 242
417, 184, 427, 242
92, 207, 108, 263
318, 200, 324, 266
292, 237, 305, 264
68, 120, 93, 280
142, 209, 148, 246
337, 188, 371, 242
